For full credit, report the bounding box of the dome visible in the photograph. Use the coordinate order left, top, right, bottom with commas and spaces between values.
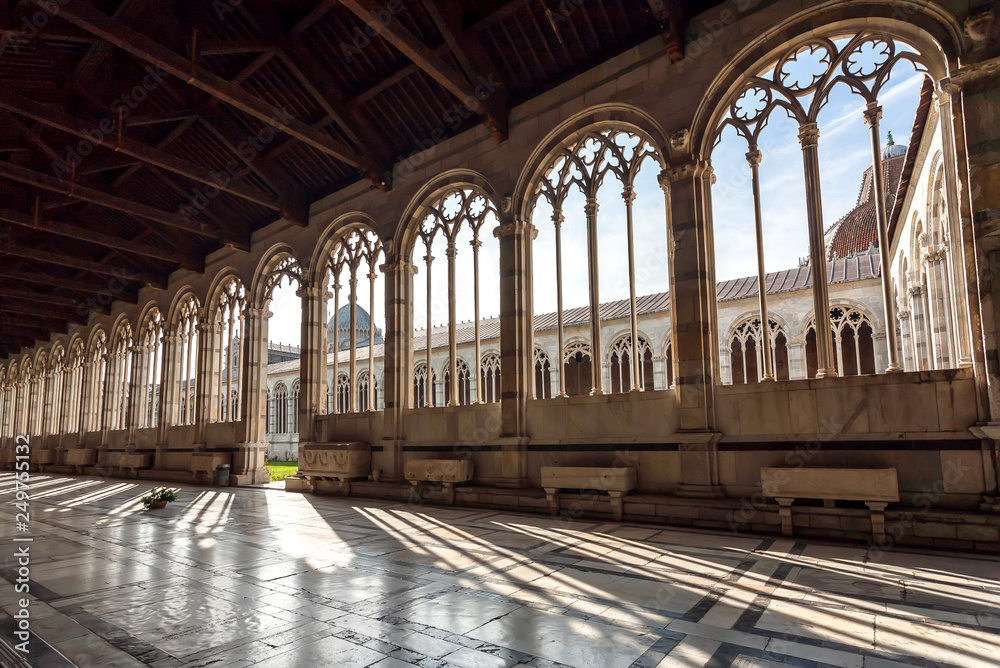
328, 304, 371, 329
881, 132, 907, 160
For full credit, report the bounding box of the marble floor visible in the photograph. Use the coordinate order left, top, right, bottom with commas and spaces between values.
0, 474, 997, 667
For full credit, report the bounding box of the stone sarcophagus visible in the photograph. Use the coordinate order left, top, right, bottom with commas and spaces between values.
540, 466, 638, 521
105, 451, 152, 478
761, 467, 899, 544
405, 459, 473, 505
190, 452, 232, 484
299, 443, 370, 493
29, 449, 56, 472
65, 448, 98, 474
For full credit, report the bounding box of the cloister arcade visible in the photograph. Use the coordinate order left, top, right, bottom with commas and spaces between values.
0, 5, 993, 521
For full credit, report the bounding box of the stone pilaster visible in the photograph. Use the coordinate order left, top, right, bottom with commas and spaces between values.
493, 215, 536, 487
232, 306, 269, 485
297, 282, 327, 446
380, 257, 416, 480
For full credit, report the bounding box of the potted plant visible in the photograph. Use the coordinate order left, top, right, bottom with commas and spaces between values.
141, 487, 177, 510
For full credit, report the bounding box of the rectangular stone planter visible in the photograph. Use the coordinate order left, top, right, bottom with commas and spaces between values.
298, 443, 371, 494
405, 459, 473, 505
190, 452, 232, 484
65, 448, 98, 474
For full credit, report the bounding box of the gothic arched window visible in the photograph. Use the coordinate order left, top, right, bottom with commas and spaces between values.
533, 348, 552, 399
173, 295, 199, 426
411, 188, 500, 409
806, 306, 877, 377
729, 318, 789, 384
481, 353, 501, 403
443, 359, 472, 407
609, 335, 654, 393
214, 277, 247, 423
563, 342, 592, 398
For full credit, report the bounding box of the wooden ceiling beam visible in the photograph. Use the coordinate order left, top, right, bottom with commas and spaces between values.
0, 267, 139, 303
0, 205, 203, 272
0, 300, 89, 325
40, 0, 382, 177
0, 161, 220, 240
0, 244, 167, 289
0, 91, 283, 211
339, 0, 508, 140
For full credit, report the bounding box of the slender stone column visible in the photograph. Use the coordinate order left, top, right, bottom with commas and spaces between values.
798, 122, 837, 377
471, 234, 483, 403
331, 278, 341, 413
368, 270, 377, 411
863, 103, 903, 372
424, 251, 434, 407
583, 198, 604, 394
747, 147, 774, 380
623, 185, 642, 391
553, 209, 568, 397
297, 282, 326, 445
349, 271, 358, 412
494, 215, 536, 486
446, 241, 458, 406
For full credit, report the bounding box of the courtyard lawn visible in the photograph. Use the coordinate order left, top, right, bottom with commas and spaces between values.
266, 461, 298, 482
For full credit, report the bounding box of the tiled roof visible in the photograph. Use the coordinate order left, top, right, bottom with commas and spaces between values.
266, 257, 879, 375
826, 149, 907, 261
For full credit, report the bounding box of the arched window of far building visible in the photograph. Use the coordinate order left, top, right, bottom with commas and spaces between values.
172, 294, 200, 426
609, 334, 654, 393
443, 358, 472, 407
212, 277, 247, 423
533, 347, 552, 399
729, 317, 789, 384
336, 373, 350, 414
290, 381, 300, 433
481, 353, 501, 403
357, 371, 371, 413
265, 388, 272, 434
806, 306, 877, 377
562, 341, 592, 397
274, 382, 288, 433
412, 363, 434, 409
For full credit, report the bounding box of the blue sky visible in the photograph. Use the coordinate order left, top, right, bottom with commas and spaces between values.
264, 57, 925, 346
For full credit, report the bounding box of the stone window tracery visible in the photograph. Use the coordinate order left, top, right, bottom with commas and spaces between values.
729, 318, 789, 384
412, 188, 499, 408
806, 306, 876, 377
481, 353, 501, 404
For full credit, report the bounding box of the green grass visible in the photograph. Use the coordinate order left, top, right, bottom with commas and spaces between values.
266, 461, 298, 482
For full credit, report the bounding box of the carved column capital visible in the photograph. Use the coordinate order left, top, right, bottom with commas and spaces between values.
745, 148, 762, 168
862, 102, 883, 128
493, 218, 537, 239
798, 122, 820, 148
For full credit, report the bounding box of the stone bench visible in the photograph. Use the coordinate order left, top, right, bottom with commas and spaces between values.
299, 443, 370, 494
761, 467, 899, 543
541, 466, 638, 521
65, 448, 98, 474
405, 459, 473, 505
191, 452, 231, 485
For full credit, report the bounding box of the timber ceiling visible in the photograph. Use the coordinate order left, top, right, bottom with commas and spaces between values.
0, 0, 712, 357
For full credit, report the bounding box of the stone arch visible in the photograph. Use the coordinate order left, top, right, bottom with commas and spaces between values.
800, 298, 883, 338
168, 287, 202, 330
514, 104, 670, 224
252, 242, 306, 309
395, 169, 503, 260
693, 11, 960, 158
309, 213, 383, 287
724, 309, 791, 342
204, 267, 247, 321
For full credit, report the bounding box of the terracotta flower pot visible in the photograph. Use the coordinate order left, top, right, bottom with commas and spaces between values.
148, 500, 168, 510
